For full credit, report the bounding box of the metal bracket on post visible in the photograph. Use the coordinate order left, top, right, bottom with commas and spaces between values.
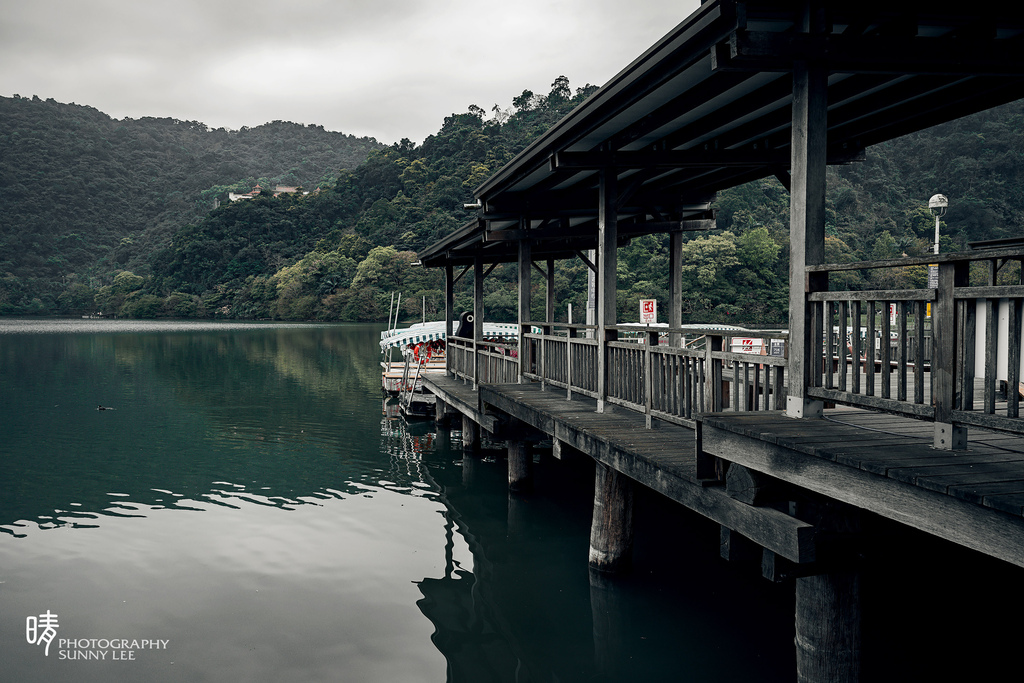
787, 396, 824, 419
933, 422, 968, 450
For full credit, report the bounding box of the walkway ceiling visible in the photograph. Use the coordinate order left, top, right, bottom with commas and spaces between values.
420, 0, 1024, 267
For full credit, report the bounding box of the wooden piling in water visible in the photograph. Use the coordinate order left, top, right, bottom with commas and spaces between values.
588, 463, 634, 573
507, 439, 532, 493
795, 569, 862, 683
461, 414, 479, 451
434, 396, 452, 426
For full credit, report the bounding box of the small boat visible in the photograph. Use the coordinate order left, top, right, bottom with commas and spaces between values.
380, 322, 451, 396
380, 319, 519, 417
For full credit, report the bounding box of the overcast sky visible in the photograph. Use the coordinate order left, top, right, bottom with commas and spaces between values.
2, 0, 701, 145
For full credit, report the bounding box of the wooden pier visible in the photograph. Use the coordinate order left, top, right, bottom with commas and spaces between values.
413, 3, 1024, 680
424, 368, 1024, 680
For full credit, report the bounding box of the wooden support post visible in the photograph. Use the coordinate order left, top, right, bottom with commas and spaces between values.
546, 258, 555, 328
567, 310, 576, 400
762, 548, 797, 583
589, 462, 633, 573
552, 439, 565, 460
795, 569, 862, 683
720, 526, 760, 564
552, 439, 586, 462
445, 265, 454, 377
933, 261, 968, 449
586, 248, 597, 337
786, 59, 828, 419
670, 230, 683, 347
518, 227, 532, 385
461, 413, 479, 451
1009, 298, 1022, 418
434, 396, 449, 426
543, 257, 555, 391
705, 334, 724, 413
473, 255, 484, 389
694, 418, 722, 481
507, 439, 532, 493
596, 168, 617, 413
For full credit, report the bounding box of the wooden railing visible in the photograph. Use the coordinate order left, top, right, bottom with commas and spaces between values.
807, 292, 934, 418
522, 323, 599, 397
952, 285, 1024, 432
806, 246, 1024, 438
519, 324, 789, 428
446, 321, 788, 428
448, 335, 519, 386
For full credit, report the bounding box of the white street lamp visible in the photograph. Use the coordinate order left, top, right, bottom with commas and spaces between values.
928, 193, 948, 255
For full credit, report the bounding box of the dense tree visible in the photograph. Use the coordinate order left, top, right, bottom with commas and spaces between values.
3, 89, 1023, 325
0, 95, 381, 313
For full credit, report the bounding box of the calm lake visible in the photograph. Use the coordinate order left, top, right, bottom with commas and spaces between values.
0, 319, 800, 682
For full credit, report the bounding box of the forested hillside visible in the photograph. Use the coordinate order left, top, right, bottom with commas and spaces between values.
0, 95, 381, 313
2, 84, 1022, 325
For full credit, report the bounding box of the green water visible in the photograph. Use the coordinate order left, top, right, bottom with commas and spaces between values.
0, 319, 798, 682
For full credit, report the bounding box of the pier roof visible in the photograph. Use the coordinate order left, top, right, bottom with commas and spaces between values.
419, 0, 1024, 268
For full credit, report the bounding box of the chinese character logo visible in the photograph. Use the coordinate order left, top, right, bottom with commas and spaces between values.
26, 611, 59, 656
640, 299, 657, 323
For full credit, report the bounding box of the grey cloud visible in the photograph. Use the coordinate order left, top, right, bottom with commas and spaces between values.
1, 0, 699, 143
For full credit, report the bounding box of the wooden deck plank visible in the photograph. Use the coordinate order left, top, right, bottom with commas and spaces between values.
948, 480, 1024, 507
700, 419, 1024, 568
979, 492, 1024, 517
840, 450, 1024, 476
703, 411, 1024, 499
895, 462, 1024, 493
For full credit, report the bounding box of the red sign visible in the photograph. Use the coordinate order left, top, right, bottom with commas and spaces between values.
640, 299, 657, 323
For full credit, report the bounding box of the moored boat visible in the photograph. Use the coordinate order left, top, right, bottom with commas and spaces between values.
380, 320, 519, 417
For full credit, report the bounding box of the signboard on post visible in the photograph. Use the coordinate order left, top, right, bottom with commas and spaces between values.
927, 264, 938, 318
731, 337, 764, 354
640, 299, 657, 324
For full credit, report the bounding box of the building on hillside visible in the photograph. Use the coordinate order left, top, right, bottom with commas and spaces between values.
272, 186, 308, 197
228, 184, 263, 202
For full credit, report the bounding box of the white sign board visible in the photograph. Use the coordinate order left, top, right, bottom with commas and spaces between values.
640, 299, 657, 324
731, 337, 764, 354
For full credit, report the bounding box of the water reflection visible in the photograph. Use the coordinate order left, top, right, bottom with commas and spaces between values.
0, 320, 392, 533
0, 320, 461, 682
1, 320, 798, 682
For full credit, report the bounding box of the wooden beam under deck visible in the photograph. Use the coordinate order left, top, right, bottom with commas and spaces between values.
472, 382, 817, 565
700, 411, 1024, 568
429, 369, 1024, 569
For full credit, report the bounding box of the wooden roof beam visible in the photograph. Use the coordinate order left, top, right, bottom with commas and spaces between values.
605, 70, 760, 152
830, 76, 1024, 149
553, 148, 793, 169
714, 31, 1024, 76
482, 213, 715, 244
482, 180, 717, 219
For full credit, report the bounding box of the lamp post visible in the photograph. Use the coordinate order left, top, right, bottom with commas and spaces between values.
928, 193, 948, 255
927, 194, 948, 293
